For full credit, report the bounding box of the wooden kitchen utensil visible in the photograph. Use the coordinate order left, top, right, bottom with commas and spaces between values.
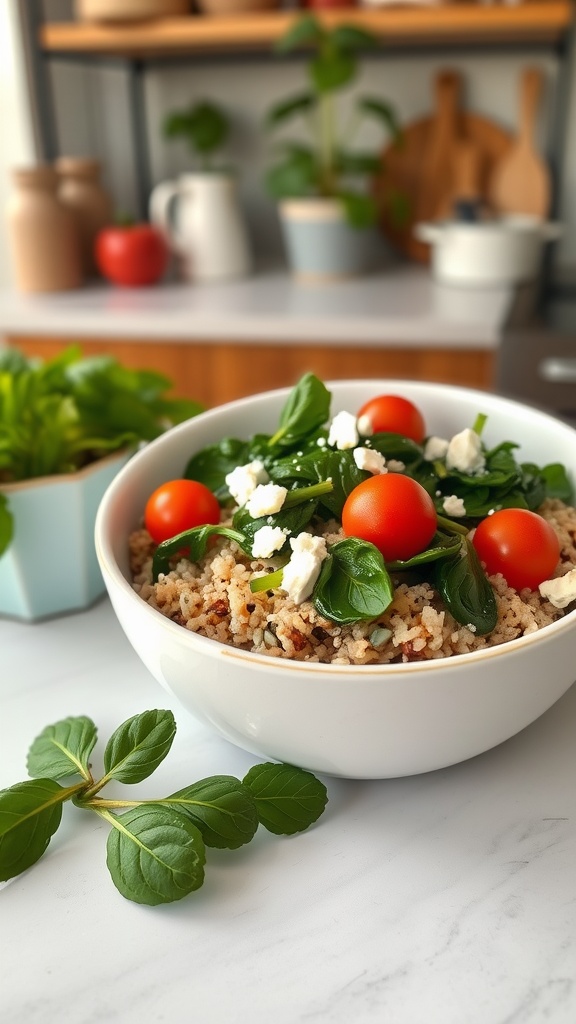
414, 70, 462, 226
375, 75, 512, 263
488, 67, 551, 218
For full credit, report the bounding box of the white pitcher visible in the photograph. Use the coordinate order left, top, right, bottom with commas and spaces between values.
149, 172, 252, 282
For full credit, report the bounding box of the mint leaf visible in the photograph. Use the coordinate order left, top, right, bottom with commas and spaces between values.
243, 763, 328, 835
0, 779, 73, 881
104, 805, 205, 906
102, 710, 176, 785
27, 716, 97, 781
166, 776, 259, 849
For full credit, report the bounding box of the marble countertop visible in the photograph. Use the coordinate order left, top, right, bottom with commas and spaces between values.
0, 266, 514, 348
1, 597, 575, 1024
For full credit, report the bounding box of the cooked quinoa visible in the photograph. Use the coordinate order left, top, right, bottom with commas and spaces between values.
130, 498, 576, 666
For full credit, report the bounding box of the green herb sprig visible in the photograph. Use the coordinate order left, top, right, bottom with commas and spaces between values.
0, 710, 328, 907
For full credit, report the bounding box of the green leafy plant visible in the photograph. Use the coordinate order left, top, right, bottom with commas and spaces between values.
0, 345, 203, 557
264, 14, 401, 228
163, 100, 230, 171
0, 709, 328, 907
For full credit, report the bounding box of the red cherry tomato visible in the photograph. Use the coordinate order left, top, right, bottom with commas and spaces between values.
144, 479, 220, 545
342, 473, 437, 562
95, 223, 168, 287
357, 395, 426, 443
472, 508, 560, 592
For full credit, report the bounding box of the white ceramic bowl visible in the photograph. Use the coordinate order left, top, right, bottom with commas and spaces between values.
95, 381, 576, 779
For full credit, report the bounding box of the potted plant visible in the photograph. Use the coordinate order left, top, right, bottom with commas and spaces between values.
0, 346, 202, 621
264, 14, 402, 280
149, 100, 252, 282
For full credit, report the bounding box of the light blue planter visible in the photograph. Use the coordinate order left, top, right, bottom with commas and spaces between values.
279, 198, 381, 280
0, 449, 131, 621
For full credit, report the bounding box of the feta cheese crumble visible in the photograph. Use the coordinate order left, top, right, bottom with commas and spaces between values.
353, 447, 387, 475
327, 411, 359, 450
424, 436, 449, 461
446, 428, 486, 475
251, 525, 288, 559
357, 412, 374, 437
538, 567, 576, 609
225, 459, 269, 507
281, 533, 328, 605
442, 494, 467, 517
246, 482, 287, 518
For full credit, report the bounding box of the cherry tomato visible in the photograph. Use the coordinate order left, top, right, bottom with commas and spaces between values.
357, 394, 426, 443
144, 479, 220, 545
342, 473, 437, 562
95, 223, 168, 287
472, 508, 560, 592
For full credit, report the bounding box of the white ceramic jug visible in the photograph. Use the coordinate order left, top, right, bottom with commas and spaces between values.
149, 172, 252, 282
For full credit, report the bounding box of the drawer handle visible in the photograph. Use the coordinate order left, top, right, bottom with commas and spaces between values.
539, 357, 576, 383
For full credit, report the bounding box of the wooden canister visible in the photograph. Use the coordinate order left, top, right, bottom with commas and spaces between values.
6, 165, 83, 293
56, 157, 113, 276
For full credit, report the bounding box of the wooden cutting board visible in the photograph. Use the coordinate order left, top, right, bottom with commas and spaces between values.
374, 74, 513, 263
487, 67, 551, 218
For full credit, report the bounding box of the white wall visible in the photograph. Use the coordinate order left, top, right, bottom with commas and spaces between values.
0, 1, 37, 287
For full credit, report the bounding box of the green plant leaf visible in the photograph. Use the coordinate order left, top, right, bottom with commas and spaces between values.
313, 537, 394, 625
310, 52, 356, 93
331, 25, 378, 51
163, 100, 229, 156
435, 539, 498, 635
265, 147, 318, 199
275, 13, 324, 53
265, 92, 314, 128
270, 448, 365, 518
0, 778, 73, 881
268, 373, 331, 449
243, 763, 328, 835
102, 710, 177, 785
27, 716, 98, 782
166, 776, 259, 849
0, 493, 14, 558
104, 805, 205, 906
152, 524, 247, 581
337, 190, 379, 228
358, 97, 401, 142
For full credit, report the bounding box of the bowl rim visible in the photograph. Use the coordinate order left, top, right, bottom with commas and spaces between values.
95, 378, 576, 676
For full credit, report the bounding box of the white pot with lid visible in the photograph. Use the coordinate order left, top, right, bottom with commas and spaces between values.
415, 215, 563, 287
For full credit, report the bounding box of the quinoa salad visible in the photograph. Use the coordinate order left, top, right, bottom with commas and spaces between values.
130, 375, 576, 666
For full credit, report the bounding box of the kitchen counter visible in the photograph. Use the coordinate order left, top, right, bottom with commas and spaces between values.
0, 265, 514, 348
1, 598, 576, 1024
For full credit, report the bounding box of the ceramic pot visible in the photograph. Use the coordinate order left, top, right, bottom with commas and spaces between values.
6, 166, 83, 294
75, 0, 190, 21
415, 215, 563, 287
56, 157, 113, 277
149, 172, 252, 282
278, 198, 378, 281
0, 450, 131, 622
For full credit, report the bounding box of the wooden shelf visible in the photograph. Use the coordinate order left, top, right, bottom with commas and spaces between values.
40, 3, 574, 58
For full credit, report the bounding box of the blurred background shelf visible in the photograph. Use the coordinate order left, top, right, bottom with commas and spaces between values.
40, 4, 575, 57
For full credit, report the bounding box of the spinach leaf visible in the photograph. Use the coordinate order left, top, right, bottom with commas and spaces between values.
184, 435, 271, 501
539, 462, 574, 503
435, 538, 497, 635
271, 448, 365, 517
233, 499, 317, 554
268, 373, 331, 449
313, 537, 394, 624
386, 531, 462, 571
152, 524, 247, 580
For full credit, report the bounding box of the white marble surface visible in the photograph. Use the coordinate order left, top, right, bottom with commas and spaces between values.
1, 597, 576, 1024
0, 266, 513, 348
